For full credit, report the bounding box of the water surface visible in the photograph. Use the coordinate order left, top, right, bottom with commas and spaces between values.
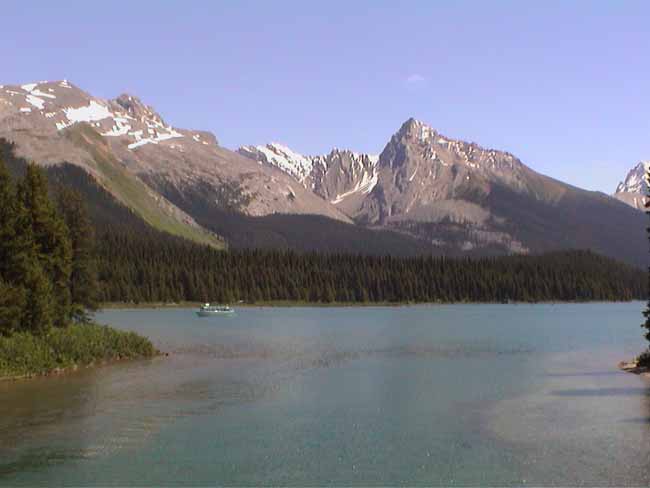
2, 304, 650, 485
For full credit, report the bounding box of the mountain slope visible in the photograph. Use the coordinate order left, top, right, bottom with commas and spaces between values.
243, 118, 648, 266
1, 80, 647, 265
363, 119, 647, 265
0, 80, 350, 231
0, 82, 223, 247
238, 144, 380, 216
613, 161, 649, 210
0, 81, 432, 255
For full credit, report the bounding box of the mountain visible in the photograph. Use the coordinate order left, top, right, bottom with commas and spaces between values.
0, 80, 431, 255
238, 144, 379, 216
0, 81, 349, 225
1, 80, 647, 265
241, 118, 648, 266
613, 161, 649, 211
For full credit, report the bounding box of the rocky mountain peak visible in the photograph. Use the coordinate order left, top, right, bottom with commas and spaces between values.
615, 161, 649, 194
613, 161, 649, 211
395, 117, 437, 142
238, 143, 314, 182
112, 93, 164, 124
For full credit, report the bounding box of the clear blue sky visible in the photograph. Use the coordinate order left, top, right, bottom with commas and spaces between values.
3, 1, 648, 192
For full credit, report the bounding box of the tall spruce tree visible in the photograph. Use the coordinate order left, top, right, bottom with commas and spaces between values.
57, 187, 99, 321
18, 164, 72, 328
0, 156, 56, 334
0, 157, 26, 333
643, 170, 650, 344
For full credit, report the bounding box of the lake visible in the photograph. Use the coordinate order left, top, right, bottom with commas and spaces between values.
2, 303, 650, 485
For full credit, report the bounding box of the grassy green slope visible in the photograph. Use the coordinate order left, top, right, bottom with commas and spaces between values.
64, 124, 224, 249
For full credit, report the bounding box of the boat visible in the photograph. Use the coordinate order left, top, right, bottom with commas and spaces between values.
196, 303, 235, 317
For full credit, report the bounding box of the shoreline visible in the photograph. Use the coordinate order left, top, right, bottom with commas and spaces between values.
618, 360, 650, 378
0, 353, 166, 383
99, 299, 643, 310
0, 323, 161, 383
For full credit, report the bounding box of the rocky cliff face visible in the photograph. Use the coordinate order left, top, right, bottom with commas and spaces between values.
238, 144, 379, 216
613, 161, 649, 211
359, 118, 528, 223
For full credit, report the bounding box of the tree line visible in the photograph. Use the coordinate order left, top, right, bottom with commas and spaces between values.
0, 158, 98, 335
96, 229, 645, 304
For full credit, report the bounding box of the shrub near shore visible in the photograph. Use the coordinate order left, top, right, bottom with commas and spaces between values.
0, 323, 157, 379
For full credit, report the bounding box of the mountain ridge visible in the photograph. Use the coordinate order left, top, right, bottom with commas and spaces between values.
613, 161, 649, 211
0, 79, 647, 265
240, 118, 648, 266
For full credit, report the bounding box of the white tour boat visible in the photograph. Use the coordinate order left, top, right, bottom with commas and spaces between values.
196, 303, 235, 317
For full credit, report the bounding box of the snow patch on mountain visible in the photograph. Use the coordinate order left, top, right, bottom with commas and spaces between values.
25, 95, 45, 109
127, 127, 184, 150
613, 161, 650, 210
241, 143, 314, 182
21, 83, 38, 93
615, 161, 650, 194
0, 81, 191, 151
331, 168, 378, 204
101, 115, 132, 137
63, 100, 112, 125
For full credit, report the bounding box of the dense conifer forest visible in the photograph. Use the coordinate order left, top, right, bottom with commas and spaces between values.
97, 236, 644, 304
0, 140, 645, 307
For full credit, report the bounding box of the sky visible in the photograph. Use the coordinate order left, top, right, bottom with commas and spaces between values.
2, 1, 648, 192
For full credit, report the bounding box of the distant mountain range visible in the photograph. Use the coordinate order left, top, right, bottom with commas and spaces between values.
0, 80, 647, 265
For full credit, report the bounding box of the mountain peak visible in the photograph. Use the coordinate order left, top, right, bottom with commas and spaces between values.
393, 117, 442, 146
398, 117, 426, 133
613, 161, 649, 211
112, 93, 164, 124
615, 161, 650, 194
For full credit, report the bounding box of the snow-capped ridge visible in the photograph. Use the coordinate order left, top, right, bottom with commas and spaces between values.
615, 161, 650, 194
0, 80, 208, 151
238, 142, 380, 206
613, 161, 650, 211
238, 143, 314, 182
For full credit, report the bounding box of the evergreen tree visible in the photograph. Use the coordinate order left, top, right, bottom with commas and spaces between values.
0, 157, 34, 333
57, 187, 99, 321
22, 265, 56, 334
0, 279, 26, 334
643, 183, 650, 344
0, 158, 22, 333
18, 164, 72, 327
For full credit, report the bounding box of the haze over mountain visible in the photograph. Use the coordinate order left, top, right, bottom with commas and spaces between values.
0, 80, 647, 265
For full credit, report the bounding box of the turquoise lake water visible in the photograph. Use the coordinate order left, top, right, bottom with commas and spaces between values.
2, 303, 650, 485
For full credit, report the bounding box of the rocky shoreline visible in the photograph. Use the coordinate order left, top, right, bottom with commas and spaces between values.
618, 360, 650, 377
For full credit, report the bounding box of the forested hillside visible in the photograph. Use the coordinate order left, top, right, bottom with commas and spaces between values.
98, 237, 644, 303
1, 142, 645, 305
